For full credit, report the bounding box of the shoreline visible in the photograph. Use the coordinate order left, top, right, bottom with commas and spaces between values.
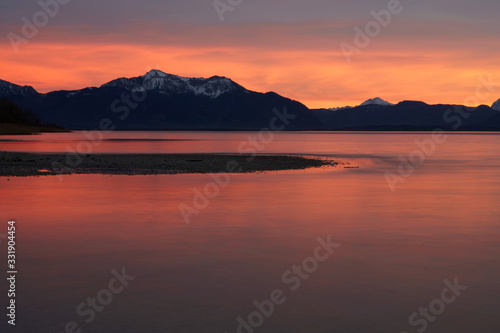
0, 123, 70, 135
0, 152, 333, 177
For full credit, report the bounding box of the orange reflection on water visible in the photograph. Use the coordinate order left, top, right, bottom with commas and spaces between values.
1, 132, 500, 332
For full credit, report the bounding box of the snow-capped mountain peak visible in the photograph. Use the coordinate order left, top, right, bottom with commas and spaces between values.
359, 97, 394, 107
0, 79, 38, 98
492, 98, 500, 111
144, 69, 168, 79
328, 97, 394, 111
101, 70, 243, 98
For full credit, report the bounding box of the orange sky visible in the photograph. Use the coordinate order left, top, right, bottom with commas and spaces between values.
1, 3, 500, 109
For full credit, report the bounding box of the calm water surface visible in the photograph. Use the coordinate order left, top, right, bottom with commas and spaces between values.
0, 132, 499, 333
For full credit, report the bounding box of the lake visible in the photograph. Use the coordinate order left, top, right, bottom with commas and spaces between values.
1, 131, 499, 333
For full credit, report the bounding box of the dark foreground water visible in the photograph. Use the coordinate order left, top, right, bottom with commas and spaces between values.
1, 131, 499, 333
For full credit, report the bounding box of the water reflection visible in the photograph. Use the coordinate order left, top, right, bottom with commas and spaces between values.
0, 132, 499, 332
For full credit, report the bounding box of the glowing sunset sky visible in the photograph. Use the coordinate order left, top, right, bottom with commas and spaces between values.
1, 0, 500, 108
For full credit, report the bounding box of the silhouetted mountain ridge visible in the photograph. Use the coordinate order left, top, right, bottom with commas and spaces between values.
0, 70, 321, 130
1, 71, 500, 131
0, 79, 38, 97
312, 100, 500, 130
101, 70, 246, 98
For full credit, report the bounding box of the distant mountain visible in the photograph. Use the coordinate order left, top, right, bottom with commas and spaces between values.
1, 72, 500, 131
0, 79, 38, 97
328, 97, 393, 111
328, 105, 352, 111
1, 70, 323, 130
359, 97, 394, 107
102, 70, 245, 98
312, 101, 500, 131
492, 98, 500, 111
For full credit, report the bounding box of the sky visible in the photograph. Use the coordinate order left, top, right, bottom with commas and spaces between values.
1, 0, 500, 108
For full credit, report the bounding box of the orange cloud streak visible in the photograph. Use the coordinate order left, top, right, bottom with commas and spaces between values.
1, 38, 499, 109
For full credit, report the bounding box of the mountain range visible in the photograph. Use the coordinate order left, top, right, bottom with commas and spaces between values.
328, 97, 394, 111
1, 70, 500, 131
0, 70, 321, 130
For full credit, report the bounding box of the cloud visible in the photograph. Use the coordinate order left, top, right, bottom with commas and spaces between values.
0, 0, 499, 108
